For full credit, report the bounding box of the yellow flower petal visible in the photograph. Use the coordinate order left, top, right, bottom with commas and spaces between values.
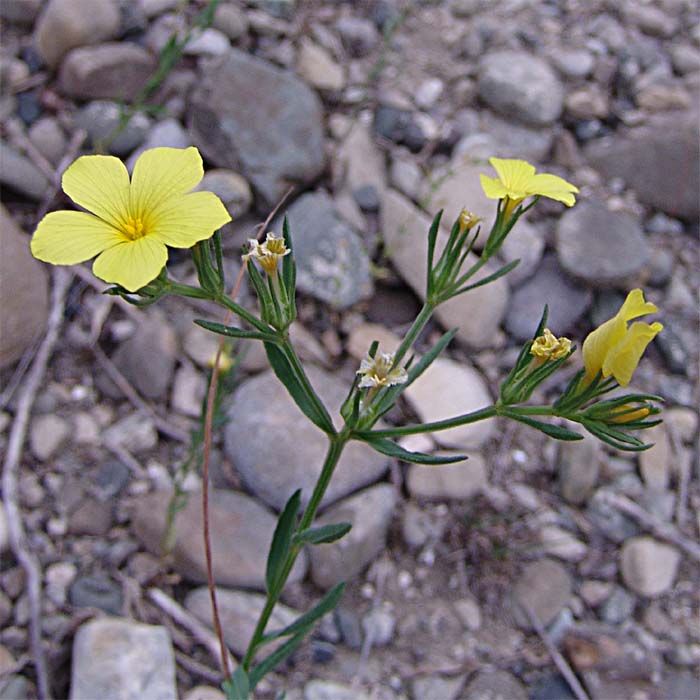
130, 147, 204, 222
582, 316, 627, 380
602, 321, 663, 387
148, 191, 232, 248
480, 174, 512, 200
618, 288, 657, 321
31, 210, 124, 265
489, 157, 536, 192
61, 154, 131, 228
92, 236, 168, 292
526, 173, 579, 206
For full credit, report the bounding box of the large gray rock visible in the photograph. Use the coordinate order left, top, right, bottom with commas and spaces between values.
224, 366, 388, 511
271, 191, 373, 308
309, 484, 397, 589
34, 0, 121, 69
478, 51, 564, 126
0, 205, 48, 370
131, 489, 307, 589
70, 618, 176, 700
585, 111, 699, 221
189, 49, 326, 210
380, 188, 509, 348
76, 101, 151, 157
58, 43, 155, 101
556, 200, 650, 288
505, 254, 592, 341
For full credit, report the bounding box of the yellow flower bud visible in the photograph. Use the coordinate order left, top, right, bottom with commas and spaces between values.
530, 328, 572, 362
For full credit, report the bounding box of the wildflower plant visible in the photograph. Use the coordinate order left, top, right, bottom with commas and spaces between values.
30, 150, 663, 699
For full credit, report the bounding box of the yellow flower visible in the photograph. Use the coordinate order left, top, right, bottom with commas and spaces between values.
530, 328, 572, 362
582, 289, 663, 387
30, 147, 231, 292
480, 157, 579, 216
357, 351, 408, 389
243, 233, 290, 276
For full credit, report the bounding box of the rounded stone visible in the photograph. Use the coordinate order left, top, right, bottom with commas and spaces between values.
556, 199, 650, 287
478, 51, 564, 126
620, 536, 681, 597
224, 366, 388, 511
512, 558, 572, 629
463, 670, 527, 700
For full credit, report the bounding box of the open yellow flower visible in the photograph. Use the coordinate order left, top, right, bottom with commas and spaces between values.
31, 147, 231, 292
480, 157, 579, 216
582, 289, 663, 387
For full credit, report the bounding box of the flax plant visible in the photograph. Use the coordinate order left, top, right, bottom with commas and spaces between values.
30, 150, 663, 699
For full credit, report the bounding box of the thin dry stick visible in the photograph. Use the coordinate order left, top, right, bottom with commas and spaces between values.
2, 268, 71, 700
521, 602, 590, 700
147, 587, 237, 672
200, 188, 294, 679
595, 490, 700, 561
92, 344, 189, 444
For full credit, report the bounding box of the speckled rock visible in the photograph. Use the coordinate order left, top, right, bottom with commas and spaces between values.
224, 366, 388, 511
70, 618, 176, 700
556, 200, 650, 287
189, 49, 325, 209
512, 558, 572, 629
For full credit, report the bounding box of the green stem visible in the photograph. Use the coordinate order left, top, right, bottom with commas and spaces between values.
356, 405, 499, 438
393, 302, 435, 365
215, 293, 274, 334
241, 435, 347, 672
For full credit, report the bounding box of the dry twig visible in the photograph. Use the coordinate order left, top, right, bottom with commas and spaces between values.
147, 587, 237, 673
596, 490, 700, 561
2, 268, 72, 700
521, 602, 590, 700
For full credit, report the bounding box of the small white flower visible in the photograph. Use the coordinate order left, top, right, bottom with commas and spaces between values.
357, 351, 408, 389
242, 232, 290, 275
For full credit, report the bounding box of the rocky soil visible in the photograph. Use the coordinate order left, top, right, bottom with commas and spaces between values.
0, 0, 699, 699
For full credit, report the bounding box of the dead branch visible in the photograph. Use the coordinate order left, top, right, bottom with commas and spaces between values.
2, 268, 72, 700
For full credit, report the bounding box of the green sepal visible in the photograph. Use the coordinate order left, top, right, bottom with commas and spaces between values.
259, 582, 346, 646
246, 254, 275, 324
362, 436, 468, 465
503, 411, 584, 441
194, 319, 277, 342
292, 522, 352, 546
266, 489, 301, 593
281, 217, 297, 315
223, 667, 250, 700
581, 420, 653, 452
263, 342, 334, 433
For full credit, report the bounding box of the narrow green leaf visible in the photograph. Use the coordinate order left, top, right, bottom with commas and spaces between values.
363, 436, 468, 464
266, 489, 301, 593
426, 209, 443, 293
534, 304, 549, 338
194, 319, 276, 342
505, 412, 584, 441
259, 583, 346, 646
263, 342, 334, 433
293, 522, 352, 546
249, 631, 307, 689
223, 666, 250, 700
453, 258, 520, 296
282, 216, 296, 299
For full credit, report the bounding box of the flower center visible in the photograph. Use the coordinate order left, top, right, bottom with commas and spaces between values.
123, 216, 146, 240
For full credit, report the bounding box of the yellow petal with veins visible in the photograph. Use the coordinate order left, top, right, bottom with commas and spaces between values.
92, 235, 168, 292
